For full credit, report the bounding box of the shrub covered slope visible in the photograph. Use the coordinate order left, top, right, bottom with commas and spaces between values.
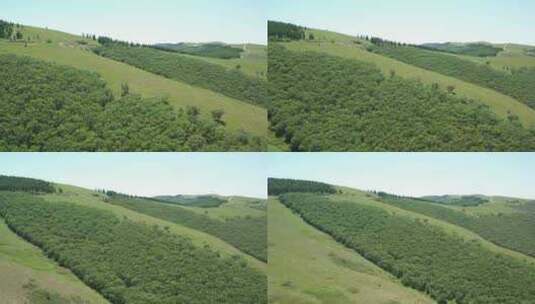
0, 54, 262, 151
279, 192, 535, 304
0, 192, 267, 304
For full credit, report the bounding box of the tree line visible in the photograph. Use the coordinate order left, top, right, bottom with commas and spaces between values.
93, 41, 269, 107
0, 175, 55, 193
268, 178, 336, 196
370, 44, 535, 109
0, 192, 267, 304
0, 54, 263, 151
107, 195, 267, 262
0, 19, 23, 40
268, 44, 535, 151
279, 192, 535, 304
268, 21, 306, 41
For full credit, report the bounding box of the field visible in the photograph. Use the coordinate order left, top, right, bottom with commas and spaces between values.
0, 25, 266, 137
268, 198, 434, 304
0, 218, 108, 304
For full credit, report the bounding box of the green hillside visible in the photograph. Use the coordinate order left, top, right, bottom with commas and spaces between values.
0, 24, 267, 140
268, 198, 434, 304
268, 178, 535, 304
0, 176, 266, 303
268, 22, 535, 151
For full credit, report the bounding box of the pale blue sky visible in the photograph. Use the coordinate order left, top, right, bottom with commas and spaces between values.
268, 153, 535, 199
268, 0, 535, 45
0, 153, 267, 198
1, 153, 533, 199
0, 0, 267, 44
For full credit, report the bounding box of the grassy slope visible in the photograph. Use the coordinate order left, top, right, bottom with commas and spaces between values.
182, 196, 265, 220
182, 43, 267, 78
0, 219, 108, 304
280, 28, 535, 128
42, 184, 266, 272
268, 198, 434, 304
0, 26, 266, 136
336, 187, 535, 264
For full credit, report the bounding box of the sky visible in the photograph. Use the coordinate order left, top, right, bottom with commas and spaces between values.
268, 0, 535, 45
268, 153, 535, 199
0, 0, 268, 44
0, 153, 267, 198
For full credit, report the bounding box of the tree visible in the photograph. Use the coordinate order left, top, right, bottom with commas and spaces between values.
120, 82, 130, 97
308, 33, 315, 40
15, 31, 23, 40
211, 109, 225, 125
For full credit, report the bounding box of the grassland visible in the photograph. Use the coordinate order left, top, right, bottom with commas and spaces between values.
268, 198, 434, 304
0, 219, 108, 304
0, 26, 266, 136
182, 196, 266, 220
42, 184, 266, 271
183, 43, 267, 78
281, 28, 535, 128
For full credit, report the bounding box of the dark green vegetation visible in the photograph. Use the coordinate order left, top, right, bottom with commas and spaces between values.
0, 192, 266, 304
0, 175, 55, 193
268, 21, 305, 41
279, 192, 535, 304
370, 44, 535, 109
267, 178, 336, 196
0, 54, 262, 151
419, 42, 503, 57
269, 45, 535, 151
0, 20, 15, 39
107, 195, 267, 262
526, 48, 535, 57
93, 43, 268, 106
152, 43, 243, 59
152, 195, 227, 208
376, 193, 535, 257
420, 194, 489, 206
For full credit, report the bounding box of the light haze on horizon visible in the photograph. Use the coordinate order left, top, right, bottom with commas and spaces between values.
0, 153, 267, 199
268, 0, 535, 46
0, 0, 267, 45
268, 153, 535, 200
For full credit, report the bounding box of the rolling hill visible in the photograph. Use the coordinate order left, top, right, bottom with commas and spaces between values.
268, 21, 535, 151
0, 21, 268, 151
0, 175, 267, 303
268, 178, 535, 304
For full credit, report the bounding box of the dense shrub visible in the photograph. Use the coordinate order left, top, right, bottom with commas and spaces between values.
418, 43, 503, 57
152, 43, 243, 59
0, 192, 267, 304
268, 45, 535, 151
268, 21, 306, 41
0, 54, 263, 151
420, 194, 489, 206
108, 196, 267, 262
377, 193, 535, 257
0, 175, 55, 193
93, 44, 269, 106
279, 192, 535, 304
370, 44, 535, 109
268, 178, 336, 195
